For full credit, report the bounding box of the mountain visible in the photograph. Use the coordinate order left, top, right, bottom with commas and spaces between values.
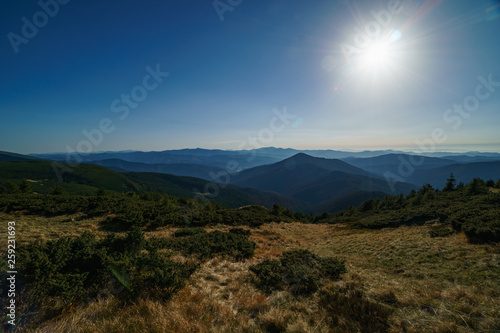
0, 160, 138, 194
231, 153, 374, 192
407, 161, 500, 188
32, 149, 281, 170
423, 151, 500, 159
342, 154, 457, 177
0, 161, 304, 210
229, 153, 415, 211
88, 159, 226, 181
30, 148, 500, 174
0, 151, 40, 162
124, 172, 305, 210
287, 170, 415, 205
437, 155, 500, 164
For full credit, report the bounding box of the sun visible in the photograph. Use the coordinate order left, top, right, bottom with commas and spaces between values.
362, 42, 390, 68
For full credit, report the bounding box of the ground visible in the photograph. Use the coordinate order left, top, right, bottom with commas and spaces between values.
1, 212, 499, 332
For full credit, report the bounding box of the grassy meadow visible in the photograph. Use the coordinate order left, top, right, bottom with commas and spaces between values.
1, 209, 499, 332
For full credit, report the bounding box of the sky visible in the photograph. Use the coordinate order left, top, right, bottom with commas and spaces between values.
1, 0, 500, 154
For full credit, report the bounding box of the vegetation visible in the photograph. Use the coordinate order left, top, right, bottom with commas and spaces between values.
0, 160, 305, 210
0, 193, 298, 231
319, 284, 392, 333
0, 174, 499, 332
151, 229, 256, 260
250, 249, 346, 295
315, 176, 500, 243
0, 226, 255, 330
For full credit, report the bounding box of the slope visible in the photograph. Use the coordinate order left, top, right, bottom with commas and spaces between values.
0, 161, 138, 194
0, 161, 305, 210
407, 161, 500, 188
231, 153, 374, 192
89, 159, 226, 180
289, 170, 415, 205
0, 151, 40, 162
342, 154, 457, 176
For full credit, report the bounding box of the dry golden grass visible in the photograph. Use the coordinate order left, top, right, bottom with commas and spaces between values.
2, 217, 499, 332
0, 212, 106, 245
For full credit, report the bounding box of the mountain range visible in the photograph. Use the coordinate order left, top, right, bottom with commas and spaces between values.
2, 148, 499, 213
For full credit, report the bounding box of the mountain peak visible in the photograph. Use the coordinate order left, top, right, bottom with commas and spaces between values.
287, 152, 317, 160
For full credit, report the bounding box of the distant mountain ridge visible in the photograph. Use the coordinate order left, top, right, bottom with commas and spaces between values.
88, 159, 225, 181
229, 153, 416, 209
0, 160, 304, 210
0, 151, 40, 162
30, 147, 500, 170
2, 149, 499, 213
407, 161, 500, 189
341, 154, 458, 177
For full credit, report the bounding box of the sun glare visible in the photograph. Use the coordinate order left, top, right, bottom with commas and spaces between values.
363, 42, 390, 68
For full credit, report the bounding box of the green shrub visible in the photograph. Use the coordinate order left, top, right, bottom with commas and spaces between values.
466, 178, 488, 196
249, 259, 285, 292
250, 249, 346, 295
125, 250, 197, 300
153, 230, 256, 260
319, 257, 348, 279
17, 228, 197, 305
282, 263, 320, 295
462, 216, 500, 243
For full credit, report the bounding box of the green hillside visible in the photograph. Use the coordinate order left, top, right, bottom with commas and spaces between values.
0, 161, 305, 210
0, 161, 138, 195
0, 151, 40, 162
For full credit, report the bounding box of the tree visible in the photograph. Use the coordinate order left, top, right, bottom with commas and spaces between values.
4, 181, 19, 194
486, 179, 495, 188
271, 203, 284, 216
466, 178, 488, 196
418, 183, 434, 195
443, 173, 456, 192
496, 179, 500, 189
359, 198, 377, 212
51, 185, 67, 195
19, 179, 32, 194
406, 189, 417, 199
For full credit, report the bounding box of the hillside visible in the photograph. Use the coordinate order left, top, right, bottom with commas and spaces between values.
231, 153, 374, 190
0, 157, 412, 213
0, 151, 40, 162
407, 161, 500, 188
0, 161, 305, 210
33, 149, 282, 170
288, 171, 414, 204
0, 181, 499, 332
124, 172, 306, 210
230, 153, 415, 210
0, 161, 138, 194
342, 154, 457, 176
89, 158, 226, 180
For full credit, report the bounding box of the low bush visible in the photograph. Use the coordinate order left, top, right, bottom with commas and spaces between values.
152, 230, 256, 260
17, 228, 197, 305
462, 216, 500, 243
449, 205, 500, 242
250, 249, 346, 295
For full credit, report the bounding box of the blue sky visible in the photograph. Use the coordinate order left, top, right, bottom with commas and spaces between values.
1, 0, 499, 154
